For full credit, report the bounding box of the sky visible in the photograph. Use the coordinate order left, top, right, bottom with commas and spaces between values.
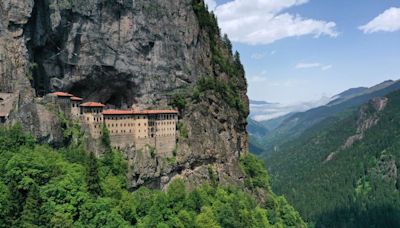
204, 0, 400, 104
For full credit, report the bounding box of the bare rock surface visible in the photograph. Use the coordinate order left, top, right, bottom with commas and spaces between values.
0, 0, 249, 189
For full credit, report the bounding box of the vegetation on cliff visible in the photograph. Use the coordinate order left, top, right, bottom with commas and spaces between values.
172, 1, 247, 116
263, 90, 400, 227
0, 125, 304, 227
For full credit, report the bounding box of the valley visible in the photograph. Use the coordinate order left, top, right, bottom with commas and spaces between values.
249, 81, 400, 226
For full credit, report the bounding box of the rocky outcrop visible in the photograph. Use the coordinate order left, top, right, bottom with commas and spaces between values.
325, 97, 388, 162
342, 97, 388, 149
9, 101, 64, 146
0, 0, 249, 189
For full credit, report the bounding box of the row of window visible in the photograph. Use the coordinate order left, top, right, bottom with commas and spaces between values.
105, 114, 177, 120
106, 121, 175, 128
106, 115, 147, 120
88, 117, 103, 122
107, 122, 145, 128
149, 121, 175, 126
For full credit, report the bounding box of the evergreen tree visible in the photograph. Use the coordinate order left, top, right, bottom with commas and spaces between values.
223, 34, 232, 53
87, 152, 102, 197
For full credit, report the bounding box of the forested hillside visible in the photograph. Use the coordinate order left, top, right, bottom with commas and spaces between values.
263, 90, 400, 227
0, 124, 305, 227
257, 80, 400, 152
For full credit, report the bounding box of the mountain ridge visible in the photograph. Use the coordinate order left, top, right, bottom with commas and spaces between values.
252, 79, 400, 152
262, 89, 400, 226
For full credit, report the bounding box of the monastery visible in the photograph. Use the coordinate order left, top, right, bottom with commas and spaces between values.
47, 91, 178, 155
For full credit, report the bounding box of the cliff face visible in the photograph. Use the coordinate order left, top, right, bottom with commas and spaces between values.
0, 0, 249, 189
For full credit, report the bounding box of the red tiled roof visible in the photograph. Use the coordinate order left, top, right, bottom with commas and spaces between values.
70, 96, 83, 101
142, 110, 179, 114
80, 102, 105, 107
103, 109, 178, 115
50, 92, 74, 97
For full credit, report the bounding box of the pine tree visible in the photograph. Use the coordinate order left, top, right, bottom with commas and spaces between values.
87, 152, 102, 197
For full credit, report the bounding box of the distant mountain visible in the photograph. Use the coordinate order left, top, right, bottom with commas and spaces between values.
328, 80, 394, 106
328, 87, 368, 105
247, 118, 269, 138
259, 112, 296, 132
258, 80, 400, 150
336, 86, 368, 98
262, 90, 400, 227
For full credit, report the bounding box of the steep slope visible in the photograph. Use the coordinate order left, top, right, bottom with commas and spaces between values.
0, 125, 307, 227
263, 90, 400, 226
0, 0, 249, 189
247, 118, 269, 138
0, 2, 308, 226
261, 80, 400, 151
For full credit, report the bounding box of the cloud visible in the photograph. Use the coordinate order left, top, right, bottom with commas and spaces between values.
295, 62, 332, 70
321, 65, 332, 71
213, 0, 338, 45
251, 50, 277, 60
295, 62, 321, 69
359, 7, 400, 34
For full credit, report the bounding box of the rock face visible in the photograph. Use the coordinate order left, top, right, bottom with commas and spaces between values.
10, 101, 64, 146
342, 97, 387, 149
0, 0, 249, 189
325, 97, 388, 162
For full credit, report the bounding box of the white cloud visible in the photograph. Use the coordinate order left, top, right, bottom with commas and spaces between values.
359, 7, 400, 34
321, 65, 332, 71
295, 62, 321, 69
295, 62, 332, 70
213, 0, 338, 45
204, 0, 217, 11
251, 50, 277, 59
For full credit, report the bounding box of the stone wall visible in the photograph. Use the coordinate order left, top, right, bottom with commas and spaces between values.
71, 101, 81, 119
155, 135, 176, 157
109, 134, 135, 150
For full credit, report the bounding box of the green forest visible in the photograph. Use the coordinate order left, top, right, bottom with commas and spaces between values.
0, 123, 304, 227
263, 91, 400, 227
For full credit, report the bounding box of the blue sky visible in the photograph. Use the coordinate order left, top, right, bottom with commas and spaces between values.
206, 0, 400, 104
